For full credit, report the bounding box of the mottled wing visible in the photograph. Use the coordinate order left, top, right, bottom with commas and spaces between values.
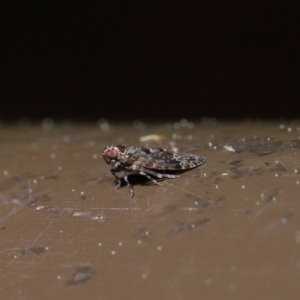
124, 147, 206, 170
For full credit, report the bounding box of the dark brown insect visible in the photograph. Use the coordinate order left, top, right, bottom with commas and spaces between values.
102, 145, 206, 198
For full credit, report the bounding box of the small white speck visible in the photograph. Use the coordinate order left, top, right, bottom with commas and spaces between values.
57, 276, 61, 280
260, 194, 265, 199
213, 146, 217, 150
230, 266, 237, 272
203, 173, 207, 177
111, 250, 116, 255
224, 145, 235, 152
275, 174, 279, 177
187, 122, 194, 129
3, 170, 8, 176
215, 185, 218, 189
241, 185, 245, 189
191, 224, 195, 228
33, 179, 37, 184
81, 191, 84, 195
208, 142, 213, 147
157, 246, 162, 251
141, 274, 148, 279
60, 230, 63, 233
100, 122, 110, 131
295, 169, 298, 173
281, 218, 287, 224
93, 154, 98, 159
272, 197, 277, 201
137, 240, 142, 245
195, 201, 198, 205
98, 243, 102, 247
222, 173, 228, 176
73, 212, 84, 217
58, 166, 62, 171
133, 120, 146, 129
145, 231, 149, 235
140, 134, 165, 142
31, 142, 38, 149
279, 124, 285, 129
42, 118, 54, 130
267, 137, 271, 141
63, 135, 70, 143
119, 242, 123, 246
173, 122, 180, 129
14, 255, 17, 258
92, 215, 105, 221
180, 118, 188, 127
40, 176, 44, 180
205, 278, 212, 285
287, 127, 292, 132
35, 206, 45, 211
45, 247, 49, 250
296, 181, 300, 185
98, 119, 110, 131
50, 153, 56, 159
256, 202, 260, 205
72, 189, 75, 192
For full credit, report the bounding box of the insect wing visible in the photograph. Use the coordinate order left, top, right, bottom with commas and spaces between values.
123, 147, 206, 171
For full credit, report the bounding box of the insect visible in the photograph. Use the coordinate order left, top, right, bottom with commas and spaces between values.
102, 145, 206, 199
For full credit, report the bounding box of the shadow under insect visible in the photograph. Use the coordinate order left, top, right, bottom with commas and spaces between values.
117, 169, 191, 185
115, 173, 159, 187
111, 168, 196, 198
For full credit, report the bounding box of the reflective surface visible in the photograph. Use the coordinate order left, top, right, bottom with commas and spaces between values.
1, 120, 300, 299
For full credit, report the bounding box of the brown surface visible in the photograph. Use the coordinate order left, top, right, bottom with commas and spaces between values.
0, 120, 300, 300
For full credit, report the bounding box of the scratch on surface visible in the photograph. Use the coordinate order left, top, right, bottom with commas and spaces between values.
19, 217, 57, 258
164, 181, 212, 204
167, 218, 210, 236
0, 207, 23, 224
20, 246, 47, 256
255, 212, 293, 238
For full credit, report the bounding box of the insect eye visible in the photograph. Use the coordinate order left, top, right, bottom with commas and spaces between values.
106, 149, 118, 159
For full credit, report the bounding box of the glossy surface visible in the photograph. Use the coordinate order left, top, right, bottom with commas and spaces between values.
0, 120, 300, 299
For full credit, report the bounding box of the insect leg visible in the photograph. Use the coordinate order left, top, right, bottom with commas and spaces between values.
123, 172, 134, 199
111, 169, 122, 190
137, 171, 162, 186
135, 166, 180, 179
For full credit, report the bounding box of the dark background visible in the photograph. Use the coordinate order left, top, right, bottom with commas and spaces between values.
2, 2, 299, 122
